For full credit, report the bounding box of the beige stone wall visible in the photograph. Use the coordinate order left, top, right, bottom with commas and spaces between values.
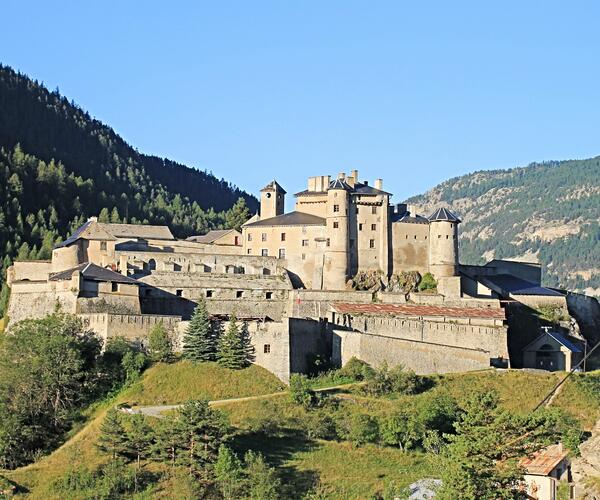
429, 220, 459, 278
332, 314, 509, 374
289, 289, 374, 319
8, 261, 53, 284
7, 280, 78, 325
295, 194, 328, 217
51, 244, 82, 272
391, 222, 430, 274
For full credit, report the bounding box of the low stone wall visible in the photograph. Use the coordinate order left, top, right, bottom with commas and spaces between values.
7, 283, 77, 325
289, 290, 373, 319
78, 313, 182, 345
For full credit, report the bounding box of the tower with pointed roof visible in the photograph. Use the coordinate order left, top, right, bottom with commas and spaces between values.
323, 173, 351, 290
428, 207, 461, 278
260, 180, 286, 220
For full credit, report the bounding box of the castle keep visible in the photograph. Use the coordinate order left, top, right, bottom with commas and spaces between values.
242, 171, 459, 290
5, 170, 593, 381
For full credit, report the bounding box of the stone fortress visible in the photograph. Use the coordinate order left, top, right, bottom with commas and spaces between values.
5, 170, 599, 381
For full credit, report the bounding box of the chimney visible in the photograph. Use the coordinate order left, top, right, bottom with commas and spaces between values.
89, 216, 98, 222
338, 172, 346, 180
374, 178, 383, 190
351, 169, 359, 183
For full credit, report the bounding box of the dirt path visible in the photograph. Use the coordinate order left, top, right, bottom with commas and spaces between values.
131, 382, 359, 418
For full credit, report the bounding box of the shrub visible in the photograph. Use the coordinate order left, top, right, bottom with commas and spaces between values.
418, 272, 437, 292
380, 410, 424, 451
362, 362, 431, 396
289, 373, 315, 409
347, 413, 379, 446
339, 357, 375, 381
147, 322, 173, 363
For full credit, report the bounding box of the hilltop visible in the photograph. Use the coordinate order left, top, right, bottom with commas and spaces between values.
407, 157, 600, 295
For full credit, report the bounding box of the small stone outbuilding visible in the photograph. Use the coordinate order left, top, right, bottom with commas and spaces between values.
522, 330, 584, 372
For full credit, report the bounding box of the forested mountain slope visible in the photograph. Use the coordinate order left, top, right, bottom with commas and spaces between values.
407, 158, 600, 295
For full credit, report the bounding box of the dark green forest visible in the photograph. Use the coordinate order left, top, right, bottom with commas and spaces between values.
0, 65, 257, 315
407, 158, 600, 293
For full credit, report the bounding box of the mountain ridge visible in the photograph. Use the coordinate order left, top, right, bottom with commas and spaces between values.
406, 157, 600, 295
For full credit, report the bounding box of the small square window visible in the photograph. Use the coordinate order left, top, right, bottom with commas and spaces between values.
248, 233, 252, 241
301, 253, 306, 260
359, 223, 363, 231
414, 235, 417, 239
236, 290, 244, 298
263, 344, 271, 354
206, 290, 213, 298
326, 238, 330, 247
333, 222, 339, 229
247, 249, 252, 254
371, 224, 376, 231
281, 233, 286, 241
261, 249, 268, 256
261, 233, 267, 241
446, 235, 449, 239
265, 291, 273, 299
111, 282, 119, 292
100, 241, 107, 251
176, 289, 183, 297
278, 248, 286, 259
333, 204, 340, 213
369, 239, 375, 248
302, 239, 309, 247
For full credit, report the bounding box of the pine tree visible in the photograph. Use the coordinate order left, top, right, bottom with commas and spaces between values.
244, 450, 281, 500
110, 207, 120, 223
182, 299, 216, 361
217, 315, 253, 370
98, 207, 110, 223
97, 408, 128, 461
124, 414, 153, 492
215, 445, 244, 499
147, 322, 172, 363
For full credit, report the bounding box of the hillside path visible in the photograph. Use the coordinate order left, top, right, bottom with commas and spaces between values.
131, 382, 359, 418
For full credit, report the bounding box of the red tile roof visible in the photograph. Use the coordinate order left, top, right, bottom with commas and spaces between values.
331, 302, 505, 320
520, 444, 569, 476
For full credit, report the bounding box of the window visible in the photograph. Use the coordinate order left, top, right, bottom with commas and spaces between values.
333, 204, 340, 212
302, 239, 309, 247
236, 290, 244, 298
333, 221, 339, 229
265, 291, 273, 300
263, 344, 271, 354
371, 223, 376, 231
301, 253, 306, 260
278, 248, 286, 259
176, 289, 183, 297
414, 235, 417, 239
281, 233, 286, 241
111, 282, 118, 292
100, 241, 107, 251
234, 236, 239, 245
326, 238, 330, 247
262, 267, 271, 275
355, 207, 359, 214
248, 233, 253, 241
261, 233, 267, 241
359, 223, 363, 231
371, 206, 377, 215
369, 239, 375, 248
261, 249, 268, 256
438, 235, 441, 239
247, 249, 252, 254
206, 290, 213, 298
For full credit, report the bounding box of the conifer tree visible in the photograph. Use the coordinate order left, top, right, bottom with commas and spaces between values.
124, 414, 153, 492
215, 445, 244, 499
244, 450, 281, 500
217, 315, 253, 369
182, 299, 216, 361
97, 408, 128, 462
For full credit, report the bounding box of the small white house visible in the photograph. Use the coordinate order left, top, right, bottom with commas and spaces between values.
520, 443, 571, 500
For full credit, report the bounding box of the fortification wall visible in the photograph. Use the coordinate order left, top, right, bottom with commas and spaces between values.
513, 294, 568, 311
7, 283, 77, 325
78, 313, 181, 345
565, 292, 600, 345
8, 261, 53, 283
289, 318, 331, 374
391, 222, 429, 275
332, 314, 508, 374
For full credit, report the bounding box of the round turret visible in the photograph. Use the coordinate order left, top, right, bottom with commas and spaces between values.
428, 208, 460, 278
323, 178, 351, 290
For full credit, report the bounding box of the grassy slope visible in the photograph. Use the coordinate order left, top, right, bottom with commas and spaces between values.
3, 362, 284, 498
4, 367, 599, 499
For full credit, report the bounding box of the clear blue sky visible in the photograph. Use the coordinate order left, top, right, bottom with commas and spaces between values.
2, 1, 599, 205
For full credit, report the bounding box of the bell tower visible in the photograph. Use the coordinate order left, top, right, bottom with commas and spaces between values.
260, 180, 286, 220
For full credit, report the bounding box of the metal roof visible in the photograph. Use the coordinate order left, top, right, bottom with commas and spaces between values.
98, 223, 174, 240
331, 302, 506, 320
520, 444, 569, 476
523, 330, 584, 353
49, 263, 140, 285
392, 212, 430, 224
428, 207, 461, 223
244, 211, 326, 228
482, 274, 564, 297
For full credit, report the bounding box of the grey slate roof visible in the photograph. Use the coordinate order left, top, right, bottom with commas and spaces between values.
187, 229, 236, 244
261, 180, 287, 194
55, 220, 96, 248
328, 178, 353, 191
294, 180, 391, 196
428, 207, 461, 223
523, 330, 583, 353
392, 212, 430, 224
244, 211, 326, 227
98, 223, 174, 240
352, 182, 392, 196
49, 263, 140, 285
481, 274, 564, 297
